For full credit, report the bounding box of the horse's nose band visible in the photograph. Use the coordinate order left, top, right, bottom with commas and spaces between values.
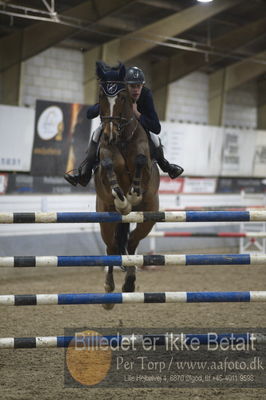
100, 116, 135, 132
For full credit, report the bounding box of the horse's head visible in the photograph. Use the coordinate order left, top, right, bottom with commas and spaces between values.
96, 61, 135, 144
99, 88, 136, 144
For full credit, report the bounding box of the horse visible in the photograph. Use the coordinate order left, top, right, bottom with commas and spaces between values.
93, 61, 160, 309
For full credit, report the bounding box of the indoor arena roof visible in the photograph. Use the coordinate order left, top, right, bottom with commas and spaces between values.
1, 0, 266, 84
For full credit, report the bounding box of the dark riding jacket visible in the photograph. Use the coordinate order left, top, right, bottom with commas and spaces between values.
86, 86, 161, 135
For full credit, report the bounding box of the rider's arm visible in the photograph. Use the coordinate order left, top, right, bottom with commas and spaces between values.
138, 89, 161, 134
87, 103, 100, 119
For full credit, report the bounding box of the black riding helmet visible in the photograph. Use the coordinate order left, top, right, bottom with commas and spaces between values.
125, 66, 145, 84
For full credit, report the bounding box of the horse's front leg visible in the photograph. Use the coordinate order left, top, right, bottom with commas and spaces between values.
127, 154, 147, 206
101, 157, 132, 215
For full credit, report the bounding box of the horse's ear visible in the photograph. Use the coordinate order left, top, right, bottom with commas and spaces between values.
118, 63, 126, 81
96, 61, 106, 81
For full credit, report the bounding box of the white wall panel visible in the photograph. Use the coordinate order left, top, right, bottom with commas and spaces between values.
0, 105, 34, 171
161, 121, 266, 177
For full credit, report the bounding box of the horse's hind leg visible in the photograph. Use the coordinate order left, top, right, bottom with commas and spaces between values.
99, 222, 119, 310
103, 264, 115, 311
122, 220, 156, 292
105, 265, 114, 292
112, 223, 135, 293
127, 220, 156, 256
122, 221, 155, 292
122, 266, 136, 293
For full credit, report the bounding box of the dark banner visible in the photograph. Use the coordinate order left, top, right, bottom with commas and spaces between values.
217, 178, 266, 193
4, 174, 266, 195
31, 100, 91, 176
5, 173, 95, 194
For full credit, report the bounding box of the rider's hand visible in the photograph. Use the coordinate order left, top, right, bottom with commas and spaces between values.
132, 103, 141, 120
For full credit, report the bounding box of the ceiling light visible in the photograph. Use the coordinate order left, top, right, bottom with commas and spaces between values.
197, 0, 213, 3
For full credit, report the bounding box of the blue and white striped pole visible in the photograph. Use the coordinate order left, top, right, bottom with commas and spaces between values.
0, 254, 266, 268
1, 210, 266, 223
0, 332, 265, 349
1, 291, 266, 306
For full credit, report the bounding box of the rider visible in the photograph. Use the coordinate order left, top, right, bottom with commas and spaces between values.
64, 65, 184, 187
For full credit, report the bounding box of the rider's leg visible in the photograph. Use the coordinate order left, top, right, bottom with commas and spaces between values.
149, 133, 184, 179
64, 126, 101, 187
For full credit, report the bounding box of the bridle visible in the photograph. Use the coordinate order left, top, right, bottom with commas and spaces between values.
100, 115, 138, 142
100, 115, 135, 131
99, 85, 138, 140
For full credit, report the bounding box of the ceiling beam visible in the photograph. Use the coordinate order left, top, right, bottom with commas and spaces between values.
96, 16, 140, 32
221, 50, 266, 91
151, 16, 266, 91
84, 0, 243, 66
57, 38, 94, 51
1, 62, 21, 105
0, 0, 135, 72
137, 0, 181, 11
121, 0, 243, 63
83, 0, 243, 105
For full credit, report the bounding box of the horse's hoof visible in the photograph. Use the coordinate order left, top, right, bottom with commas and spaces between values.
127, 192, 142, 206
114, 197, 132, 215
104, 283, 115, 293
120, 205, 132, 215
122, 276, 136, 292
102, 303, 115, 311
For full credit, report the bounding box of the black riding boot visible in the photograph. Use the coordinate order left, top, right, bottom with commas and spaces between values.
154, 143, 184, 179
64, 140, 98, 187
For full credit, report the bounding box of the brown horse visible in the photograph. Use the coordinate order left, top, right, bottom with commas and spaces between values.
93, 62, 160, 308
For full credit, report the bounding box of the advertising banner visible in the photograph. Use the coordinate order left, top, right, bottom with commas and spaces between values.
159, 177, 184, 194
183, 177, 217, 194
161, 123, 223, 177
253, 130, 266, 177
0, 173, 8, 194
31, 100, 91, 176
217, 178, 266, 193
221, 128, 255, 176
161, 122, 266, 178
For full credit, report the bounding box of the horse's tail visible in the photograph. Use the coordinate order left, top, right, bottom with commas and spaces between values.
115, 223, 130, 254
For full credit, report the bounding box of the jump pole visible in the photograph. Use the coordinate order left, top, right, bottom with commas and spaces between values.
148, 232, 266, 238
1, 210, 266, 223
0, 333, 265, 349
164, 206, 266, 211
1, 291, 266, 306
1, 254, 266, 268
